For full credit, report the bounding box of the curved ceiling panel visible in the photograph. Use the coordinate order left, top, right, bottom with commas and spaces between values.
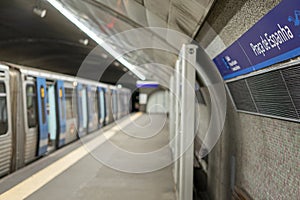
0, 0, 138, 87
0, 0, 215, 87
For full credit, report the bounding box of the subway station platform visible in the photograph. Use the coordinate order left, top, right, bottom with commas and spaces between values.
0, 113, 176, 200
1, 0, 299, 199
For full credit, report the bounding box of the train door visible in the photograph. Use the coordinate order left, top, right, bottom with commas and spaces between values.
123, 92, 127, 117
77, 84, 87, 137
56, 80, 67, 147
86, 85, 91, 132
46, 82, 57, 152
82, 85, 88, 134
117, 91, 122, 119
123, 91, 127, 116
125, 92, 128, 115
36, 77, 48, 156
98, 87, 106, 127
24, 80, 38, 163
0, 67, 12, 177
93, 87, 99, 130
87, 86, 98, 133
97, 87, 101, 128
128, 91, 132, 114
121, 91, 126, 117
112, 90, 118, 120
111, 89, 115, 120
106, 89, 112, 123
87, 86, 91, 132
64, 84, 77, 144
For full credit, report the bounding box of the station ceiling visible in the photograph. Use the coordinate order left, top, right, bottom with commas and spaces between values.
0, 0, 215, 87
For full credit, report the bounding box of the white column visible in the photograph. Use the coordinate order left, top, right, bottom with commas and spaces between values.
178, 44, 197, 200
174, 59, 181, 188
169, 75, 175, 149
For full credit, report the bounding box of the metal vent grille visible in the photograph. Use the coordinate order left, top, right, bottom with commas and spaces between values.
247, 70, 298, 119
281, 66, 300, 118
227, 80, 257, 112
227, 65, 300, 122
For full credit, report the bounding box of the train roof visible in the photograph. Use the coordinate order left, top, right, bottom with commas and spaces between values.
0, 61, 128, 90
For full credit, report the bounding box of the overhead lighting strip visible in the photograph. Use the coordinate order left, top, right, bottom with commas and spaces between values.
46, 0, 146, 80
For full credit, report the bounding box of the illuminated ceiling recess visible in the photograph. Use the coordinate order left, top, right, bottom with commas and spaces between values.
46, 0, 146, 81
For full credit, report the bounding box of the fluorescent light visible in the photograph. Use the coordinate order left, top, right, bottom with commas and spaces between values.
46, 0, 146, 80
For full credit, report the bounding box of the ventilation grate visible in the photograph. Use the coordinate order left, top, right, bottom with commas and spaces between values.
227, 80, 257, 112
227, 64, 300, 121
281, 66, 300, 118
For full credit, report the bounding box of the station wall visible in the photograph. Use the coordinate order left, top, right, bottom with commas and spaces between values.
139, 88, 169, 114
196, 0, 300, 199
146, 90, 169, 114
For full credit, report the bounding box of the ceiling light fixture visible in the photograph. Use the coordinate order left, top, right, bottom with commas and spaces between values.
33, 7, 47, 18
114, 62, 120, 67
46, 0, 146, 80
101, 53, 108, 59
79, 39, 89, 46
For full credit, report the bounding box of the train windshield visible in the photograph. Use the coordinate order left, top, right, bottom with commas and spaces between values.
0, 82, 8, 135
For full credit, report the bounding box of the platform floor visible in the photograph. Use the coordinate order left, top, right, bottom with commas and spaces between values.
0, 113, 176, 200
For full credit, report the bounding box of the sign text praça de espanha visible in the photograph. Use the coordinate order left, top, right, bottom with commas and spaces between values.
213, 0, 300, 80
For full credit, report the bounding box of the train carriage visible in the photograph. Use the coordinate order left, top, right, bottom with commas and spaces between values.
0, 62, 132, 178
0, 65, 12, 177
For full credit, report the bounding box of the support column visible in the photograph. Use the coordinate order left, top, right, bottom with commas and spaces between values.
178, 44, 197, 200
169, 75, 175, 150
174, 59, 181, 187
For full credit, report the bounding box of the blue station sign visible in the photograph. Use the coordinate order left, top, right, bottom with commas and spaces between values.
213, 0, 300, 80
136, 81, 159, 88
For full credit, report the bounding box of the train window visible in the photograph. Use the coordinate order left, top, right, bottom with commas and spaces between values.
40, 86, 46, 124
0, 82, 8, 135
65, 88, 74, 120
26, 84, 37, 128
59, 88, 66, 120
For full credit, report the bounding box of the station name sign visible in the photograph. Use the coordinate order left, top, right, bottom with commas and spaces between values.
213, 0, 300, 80
136, 81, 159, 88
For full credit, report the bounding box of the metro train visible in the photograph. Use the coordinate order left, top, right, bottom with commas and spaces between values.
0, 62, 131, 178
